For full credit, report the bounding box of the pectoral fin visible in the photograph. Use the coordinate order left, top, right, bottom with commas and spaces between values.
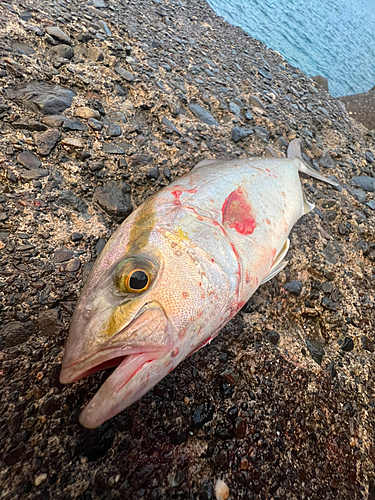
261, 238, 290, 285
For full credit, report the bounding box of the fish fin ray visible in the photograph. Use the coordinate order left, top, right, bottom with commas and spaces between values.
193, 158, 218, 169
261, 238, 290, 285
288, 139, 339, 187
303, 191, 315, 214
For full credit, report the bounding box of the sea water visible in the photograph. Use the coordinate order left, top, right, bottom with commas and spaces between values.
207, 0, 375, 97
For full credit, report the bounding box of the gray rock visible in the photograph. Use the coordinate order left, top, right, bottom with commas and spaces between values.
188, 103, 218, 126
305, 339, 325, 365
92, 0, 106, 6
58, 190, 90, 219
19, 168, 49, 181
36, 309, 62, 336
87, 46, 104, 62
17, 150, 41, 169
229, 102, 241, 115
275, 136, 288, 148
353, 189, 366, 203
161, 116, 180, 135
102, 143, 126, 154
45, 26, 71, 45
337, 89, 375, 130
93, 181, 133, 222
310, 75, 329, 91
50, 44, 74, 59
42, 115, 65, 127
244, 110, 253, 121
352, 176, 375, 192
88, 118, 103, 131
365, 151, 374, 163
248, 95, 265, 109
284, 280, 303, 295
35, 129, 61, 156
107, 123, 122, 137
7, 83, 75, 115
254, 126, 269, 143
231, 127, 253, 143
115, 66, 135, 82
54, 248, 74, 263
65, 258, 81, 272
1, 321, 35, 348
99, 20, 112, 36
365, 200, 375, 210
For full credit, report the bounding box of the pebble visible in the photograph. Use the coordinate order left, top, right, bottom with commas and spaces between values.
75, 107, 101, 119
361, 336, 374, 352
231, 126, 253, 143
284, 280, 303, 295
233, 417, 247, 438
305, 338, 325, 365
35, 129, 61, 156
341, 337, 354, 352
36, 309, 62, 336
353, 188, 366, 203
35, 473, 47, 486
365, 200, 375, 210
7, 82, 75, 114
365, 151, 374, 163
93, 181, 133, 222
192, 403, 215, 429
50, 44, 74, 59
61, 138, 84, 148
1, 321, 35, 348
248, 95, 265, 109
265, 330, 280, 345
229, 102, 241, 115
102, 143, 126, 154
65, 258, 81, 272
45, 26, 71, 45
352, 176, 375, 192
115, 66, 135, 82
17, 151, 41, 169
88, 118, 103, 130
188, 103, 218, 126
107, 123, 122, 137
254, 126, 269, 143
161, 116, 180, 135
54, 247, 74, 263
215, 479, 229, 500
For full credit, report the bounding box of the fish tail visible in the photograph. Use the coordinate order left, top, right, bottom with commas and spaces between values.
287, 139, 339, 188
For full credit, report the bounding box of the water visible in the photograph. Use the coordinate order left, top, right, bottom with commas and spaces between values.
207, 0, 375, 97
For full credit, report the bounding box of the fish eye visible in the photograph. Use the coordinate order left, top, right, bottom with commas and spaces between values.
114, 258, 156, 294
128, 270, 149, 291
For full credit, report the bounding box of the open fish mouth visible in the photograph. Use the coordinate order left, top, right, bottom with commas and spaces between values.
60, 346, 170, 429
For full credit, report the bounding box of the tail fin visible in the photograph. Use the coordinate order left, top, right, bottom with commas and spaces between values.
287, 139, 339, 188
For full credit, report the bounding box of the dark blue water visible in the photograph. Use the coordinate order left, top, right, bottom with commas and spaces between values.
207, 0, 375, 97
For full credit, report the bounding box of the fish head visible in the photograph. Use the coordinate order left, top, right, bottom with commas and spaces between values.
60, 202, 232, 428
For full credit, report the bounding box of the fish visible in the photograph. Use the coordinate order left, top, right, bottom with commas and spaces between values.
60, 139, 338, 429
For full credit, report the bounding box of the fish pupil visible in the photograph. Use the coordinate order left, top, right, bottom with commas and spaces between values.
129, 270, 148, 290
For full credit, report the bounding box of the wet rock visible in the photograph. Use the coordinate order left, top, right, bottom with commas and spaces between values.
93, 181, 133, 222
231, 126, 253, 143
54, 247, 74, 263
7, 83, 75, 114
75, 107, 101, 119
45, 26, 71, 45
233, 417, 247, 438
36, 309, 62, 337
115, 66, 135, 82
17, 151, 41, 169
192, 403, 215, 429
35, 129, 61, 156
361, 336, 374, 352
284, 280, 303, 295
50, 44, 74, 59
79, 423, 115, 462
189, 103, 218, 126
265, 330, 280, 345
1, 321, 35, 348
305, 338, 325, 365
352, 176, 375, 192
341, 337, 354, 352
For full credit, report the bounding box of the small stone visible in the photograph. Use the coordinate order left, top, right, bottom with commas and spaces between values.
95, 239, 106, 257
19, 168, 49, 181
54, 247, 74, 263
231, 127, 253, 143
284, 280, 303, 295
275, 136, 288, 148
215, 479, 229, 500
234, 417, 247, 438
35, 129, 61, 156
102, 143, 126, 154
35, 473, 47, 487
352, 176, 375, 192
41, 115, 65, 127
71, 232, 83, 242
244, 110, 253, 120
62, 119, 87, 131
189, 103, 218, 126
99, 20, 112, 37
7, 83, 75, 115
365, 200, 375, 210
50, 44, 74, 59
321, 281, 333, 293
61, 137, 84, 148
353, 189, 366, 203
115, 66, 135, 82
93, 181, 133, 222
107, 123, 122, 137
161, 116, 180, 135
229, 102, 241, 115
17, 151, 41, 169
65, 258, 81, 272
192, 403, 215, 429
87, 47, 104, 62
248, 95, 265, 109
341, 337, 354, 352
146, 166, 159, 180
365, 151, 374, 163
46, 26, 71, 45
75, 107, 101, 119
265, 330, 280, 345
36, 309, 62, 336
361, 336, 374, 352
254, 126, 269, 143
305, 338, 325, 365
88, 118, 103, 131
1, 321, 35, 348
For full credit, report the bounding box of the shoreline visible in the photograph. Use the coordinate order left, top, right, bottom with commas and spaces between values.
1, 0, 375, 499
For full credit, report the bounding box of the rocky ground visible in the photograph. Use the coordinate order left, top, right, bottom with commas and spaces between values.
1, 0, 375, 499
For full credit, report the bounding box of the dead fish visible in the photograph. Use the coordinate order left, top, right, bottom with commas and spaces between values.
60, 139, 338, 428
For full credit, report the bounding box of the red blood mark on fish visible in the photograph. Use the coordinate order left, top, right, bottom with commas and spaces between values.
182, 291, 188, 298
172, 189, 182, 206
271, 248, 277, 261
266, 168, 270, 172
222, 187, 257, 235
266, 218, 271, 225
171, 348, 179, 357
187, 188, 198, 193
197, 215, 203, 221
237, 300, 246, 310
